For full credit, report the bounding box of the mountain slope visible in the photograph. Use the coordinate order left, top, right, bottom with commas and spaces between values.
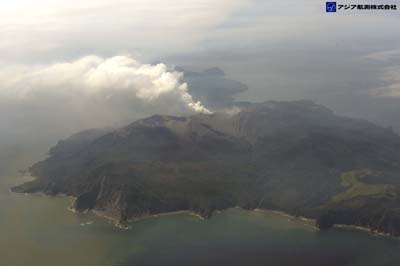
13, 101, 400, 234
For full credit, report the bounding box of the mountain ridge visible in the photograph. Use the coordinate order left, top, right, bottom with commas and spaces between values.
12, 100, 400, 234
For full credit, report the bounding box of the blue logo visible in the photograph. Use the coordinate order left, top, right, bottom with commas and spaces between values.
326, 2, 337, 12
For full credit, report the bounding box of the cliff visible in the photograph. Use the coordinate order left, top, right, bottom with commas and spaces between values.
12, 101, 400, 235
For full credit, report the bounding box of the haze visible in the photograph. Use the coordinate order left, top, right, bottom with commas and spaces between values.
1, 0, 400, 173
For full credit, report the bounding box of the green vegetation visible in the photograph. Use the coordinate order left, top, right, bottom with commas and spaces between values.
13, 101, 400, 236
331, 170, 395, 203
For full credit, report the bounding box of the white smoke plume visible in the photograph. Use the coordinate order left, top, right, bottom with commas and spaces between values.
0, 55, 211, 114
0, 56, 212, 167
0, 55, 213, 139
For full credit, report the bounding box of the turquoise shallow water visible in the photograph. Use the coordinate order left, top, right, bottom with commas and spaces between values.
1, 175, 400, 266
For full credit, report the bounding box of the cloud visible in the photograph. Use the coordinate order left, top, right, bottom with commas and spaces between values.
0, 55, 210, 140
363, 49, 400, 98
0, 54, 215, 172
369, 66, 400, 97
363, 49, 400, 62
2, 0, 400, 172
0, 0, 251, 63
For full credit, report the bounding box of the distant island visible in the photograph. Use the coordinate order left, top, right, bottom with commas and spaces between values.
12, 101, 400, 235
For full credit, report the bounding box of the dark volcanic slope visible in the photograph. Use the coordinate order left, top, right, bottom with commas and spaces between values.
13, 101, 400, 234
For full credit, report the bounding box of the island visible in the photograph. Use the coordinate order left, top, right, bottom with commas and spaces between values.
12, 100, 400, 235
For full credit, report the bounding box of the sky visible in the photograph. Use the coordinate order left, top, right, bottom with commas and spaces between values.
1, 0, 400, 172
1, 0, 400, 101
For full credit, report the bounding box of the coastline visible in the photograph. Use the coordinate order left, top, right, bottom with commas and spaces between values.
68, 195, 206, 229
10, 175, 398, 238
253, 208, 317, 230
93, 209, 206, 229
333, 224, 392, 238
253, 208, 394, 238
